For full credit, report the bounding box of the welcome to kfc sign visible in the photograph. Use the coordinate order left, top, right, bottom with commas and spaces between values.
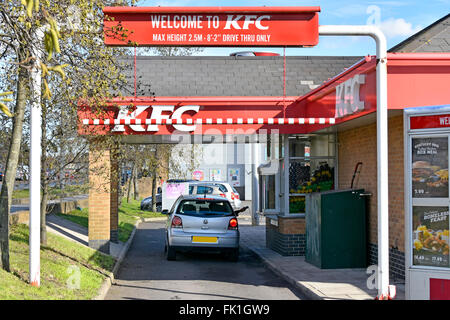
103, 6, 320, 47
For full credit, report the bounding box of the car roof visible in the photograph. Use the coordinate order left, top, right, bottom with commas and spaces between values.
189, 181, 230, 185
191, 183, 222, 188
178, 194, 229, 201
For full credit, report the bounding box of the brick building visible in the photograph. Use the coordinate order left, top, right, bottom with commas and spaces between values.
79, 14, 450, 300
260, 14, 450, 300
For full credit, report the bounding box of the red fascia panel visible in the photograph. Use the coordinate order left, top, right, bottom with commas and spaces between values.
77, 97, 309, 136
387, 53, 450, 110
295, 53, 450, 133
103, 6, 321, 14
295, 56, 377, 134
297, 56, 374, 104
388, 52, 450, 61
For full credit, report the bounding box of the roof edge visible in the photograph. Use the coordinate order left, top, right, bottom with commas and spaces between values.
389, 13, 450, 53
103, 6, 321, 14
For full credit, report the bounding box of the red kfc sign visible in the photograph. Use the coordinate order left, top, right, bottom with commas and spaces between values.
103, 6, 320, 47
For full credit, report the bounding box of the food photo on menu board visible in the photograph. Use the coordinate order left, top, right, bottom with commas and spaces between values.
413, 206, 449, 268
412, 137, 449, 198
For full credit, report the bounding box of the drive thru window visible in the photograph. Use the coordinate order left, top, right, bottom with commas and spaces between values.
258, 132, 336, 215
287, 133, 336, 214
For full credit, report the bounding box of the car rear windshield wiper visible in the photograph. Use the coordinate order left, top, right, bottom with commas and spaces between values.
203, 212, 231, 216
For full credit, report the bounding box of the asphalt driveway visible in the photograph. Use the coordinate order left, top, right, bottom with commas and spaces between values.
105, 221, 306, 300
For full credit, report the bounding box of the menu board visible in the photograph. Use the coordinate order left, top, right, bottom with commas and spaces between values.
411, 136, 450, 268
412, 206, 449, 267
411, 137, 448, 198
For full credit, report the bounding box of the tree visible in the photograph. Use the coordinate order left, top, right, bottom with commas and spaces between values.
0, 0, 129, 270
169, 144, 203, 180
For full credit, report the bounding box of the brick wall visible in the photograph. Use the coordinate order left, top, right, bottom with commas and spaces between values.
368, 243, 405, 282
88, 145, 112, 254
278, 216, 306, 234
266, 217, 306, 256
337, 114, 405, 280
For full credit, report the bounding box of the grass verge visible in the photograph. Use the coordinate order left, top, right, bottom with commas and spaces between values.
0, 224, 115, 300
12, 184, 89, 200
56, 197, 165, 243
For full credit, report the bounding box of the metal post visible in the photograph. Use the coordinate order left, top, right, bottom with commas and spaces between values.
252, 141, 260, 226
318, 25, 389, 297
29, 29, 43, 287
284, 134, 289, 215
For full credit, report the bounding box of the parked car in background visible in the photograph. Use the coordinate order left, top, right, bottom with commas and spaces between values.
140, 187, 162, 211
189, 181, 241, 209
140, 196, 153, 210
162, 194, 246, 261
167, 179, 198, 183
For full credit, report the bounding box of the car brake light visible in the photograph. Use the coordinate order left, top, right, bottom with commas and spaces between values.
231, 193, 235, 200
219, 193, 226, 198
171, 216, 183, 228
228, 218, 238, 230
234, 193, 239, 200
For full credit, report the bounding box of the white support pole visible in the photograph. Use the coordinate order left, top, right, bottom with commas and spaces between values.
29, 30, 44, 287
318, 25, 389, 297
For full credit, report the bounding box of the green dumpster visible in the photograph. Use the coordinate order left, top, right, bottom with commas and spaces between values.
305, 189, 368, 269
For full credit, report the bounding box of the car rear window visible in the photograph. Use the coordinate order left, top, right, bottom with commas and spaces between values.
176, 199, 234, 217
217, 184, 228, 193
195, 186, 214, 194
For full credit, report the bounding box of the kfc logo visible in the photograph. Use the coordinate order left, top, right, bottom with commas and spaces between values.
112, 105, 200, 132
224, 15, 271, 30
335, 75, 365, 118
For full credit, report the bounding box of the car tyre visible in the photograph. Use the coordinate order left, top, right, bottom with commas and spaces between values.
165, 241, 176, 261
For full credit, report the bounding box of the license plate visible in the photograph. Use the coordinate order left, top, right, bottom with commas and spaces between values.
192, 236, 218, 243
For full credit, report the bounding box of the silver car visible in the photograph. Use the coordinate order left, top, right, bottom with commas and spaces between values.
189, 181, 242, 209
162, 195, 248, 261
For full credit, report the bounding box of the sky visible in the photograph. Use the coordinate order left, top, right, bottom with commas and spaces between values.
135, 0, 449, 56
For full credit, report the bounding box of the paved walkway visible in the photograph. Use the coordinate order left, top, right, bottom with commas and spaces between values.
46, 214, 125, 259
238, 224, 405, 300
11, 195, 88, 213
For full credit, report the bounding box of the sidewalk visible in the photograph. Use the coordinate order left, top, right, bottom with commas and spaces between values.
239, 224, 406, 300
46, 214, 125, 259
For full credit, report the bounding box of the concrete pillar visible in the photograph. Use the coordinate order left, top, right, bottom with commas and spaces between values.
88, 142, 111, 254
